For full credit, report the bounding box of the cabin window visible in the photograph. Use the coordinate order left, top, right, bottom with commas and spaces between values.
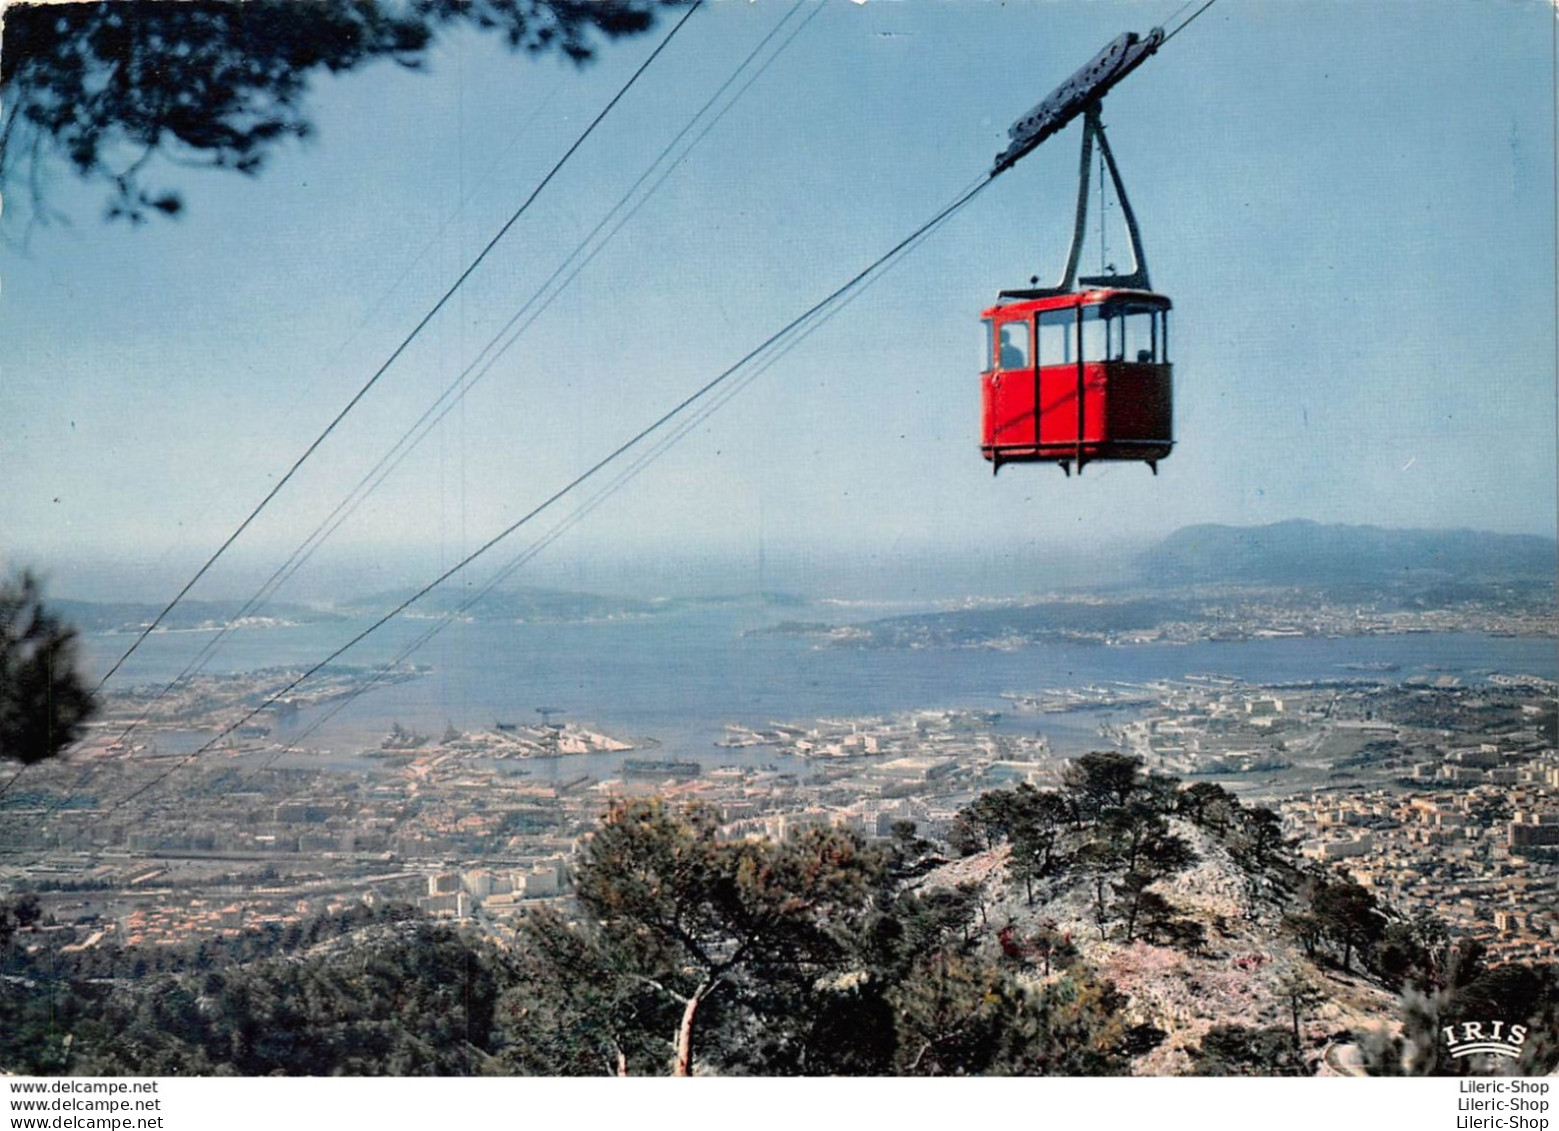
1093, 304, 1168, 363
982, 319, 995, 372
997, 320, 1030, 370
1080, 305, 1108, 361
1119, 305, 1160, 363
1037, 308, 1075, 367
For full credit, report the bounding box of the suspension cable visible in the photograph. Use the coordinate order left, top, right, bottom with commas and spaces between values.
219, 169, 969, 794
95, 0, 813, 759
47, 172, 993, 828
12, 1, 1228, 840
92, 0, 704, 690
1162, 0, 1219, 45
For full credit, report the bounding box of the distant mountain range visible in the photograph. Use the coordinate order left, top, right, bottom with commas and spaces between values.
346, 587, 803, 623
50, 523, 1554, 638
758, 522, 1556, 649
51, 599, 339, 634
347, 585, 668, 623
54, 586, 807, 634
1140, 521, 1555, 587
50, 587, 667, 634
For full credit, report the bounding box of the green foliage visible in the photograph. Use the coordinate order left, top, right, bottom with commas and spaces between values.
498, 905, 657, 1075
1008, 788, 1071, 904
1098, 799, 1192, 875
0, 0, 680, 226
947, 787, 1026, 855
889, 954, 1131, 1076
952, 763, 1217, 950
1062, 751, 1146, 822
997, 920, 1079, 976
1357, 983, 1449, 1076
0, 903, 502, 1076
1141, 771, 1183, 816
495, 798, 1143, 1076
1362, 958, 1559, 1076
1284, 908, 1325, 959
526, 799, 891, 1075
0, 892, 43, 949
1112, 872, 1177, 944
950, 784, 1071, 905
7, 761, 1360, 1078
1087, 799, 1197, 943
0, 571, 98, 765
1190, 1024, 1307, 1076
1229, 806, 1286, 868
1276, 969, 1324, 1052
1303, 871, 1387, 973
1374, 912, 1452, 991
883, 819, 946, 883
1177, 781, 1239, 834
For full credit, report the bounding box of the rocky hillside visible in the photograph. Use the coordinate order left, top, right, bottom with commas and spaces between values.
916, 796, 1397, 1074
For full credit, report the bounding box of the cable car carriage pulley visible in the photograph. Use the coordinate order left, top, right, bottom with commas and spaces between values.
980, 29, 1175, 476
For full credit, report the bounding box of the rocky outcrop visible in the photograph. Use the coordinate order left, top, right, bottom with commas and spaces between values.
916, 817, 1395, 1074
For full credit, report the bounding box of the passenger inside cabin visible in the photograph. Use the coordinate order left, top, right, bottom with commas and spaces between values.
998, 322, 1029, 370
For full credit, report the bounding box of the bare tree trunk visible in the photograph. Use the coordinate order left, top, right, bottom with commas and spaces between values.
673, 981, 714, 1077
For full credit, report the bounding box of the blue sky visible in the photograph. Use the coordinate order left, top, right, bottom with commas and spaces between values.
2, 0, 1555, 602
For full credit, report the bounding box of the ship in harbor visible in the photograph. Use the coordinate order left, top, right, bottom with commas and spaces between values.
620, 758, 701, 779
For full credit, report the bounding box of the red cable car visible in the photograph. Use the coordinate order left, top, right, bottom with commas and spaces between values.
980, 287, 1172, 475
979, 33, 1174, 476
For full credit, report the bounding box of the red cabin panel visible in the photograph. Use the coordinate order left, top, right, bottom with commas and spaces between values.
980, 288, 1172, 474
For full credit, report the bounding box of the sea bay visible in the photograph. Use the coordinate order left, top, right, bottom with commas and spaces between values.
81, 602, 1559, 779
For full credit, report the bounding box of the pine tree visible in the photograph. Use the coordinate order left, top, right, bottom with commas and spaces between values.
0, 572, 97, 765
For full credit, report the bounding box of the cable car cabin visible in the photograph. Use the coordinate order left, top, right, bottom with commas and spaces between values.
980, 288, 1172, 475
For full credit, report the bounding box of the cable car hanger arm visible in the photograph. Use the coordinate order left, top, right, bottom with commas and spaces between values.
992, 27, 1164, 177
999, 105, 1151, 299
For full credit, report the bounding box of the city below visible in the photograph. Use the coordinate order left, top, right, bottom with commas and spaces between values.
2, 528, 1556, 1075
2, 613, 1554, 972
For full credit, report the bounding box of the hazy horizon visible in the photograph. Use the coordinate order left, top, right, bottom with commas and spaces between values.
5, 534, 1154, 606
4, 2, 1555, 625
11, 514, 1555, 608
